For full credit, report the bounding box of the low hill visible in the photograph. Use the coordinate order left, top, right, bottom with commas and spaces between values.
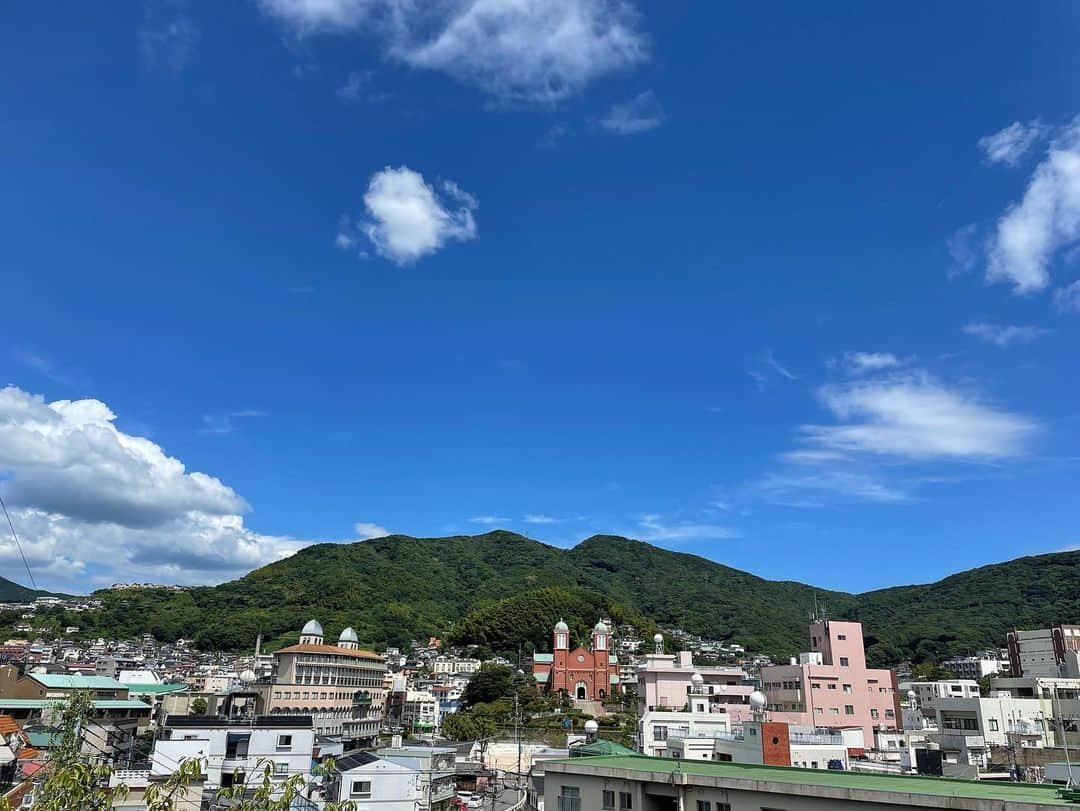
0, 575, 64, 602
6, 532, 1076, 666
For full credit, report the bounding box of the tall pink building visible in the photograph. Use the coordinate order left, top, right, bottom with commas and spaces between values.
759, 620, 901, 745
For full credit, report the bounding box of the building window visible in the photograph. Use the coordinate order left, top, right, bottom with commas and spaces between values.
811, 683, 820, 690
870, 709, 879, 719
603, 790, 615, 810
989, 719, 999, 731
350, 781, 372, 799
654, 726, 668, 742
276, 734, 292, 749
837, 634, 847, 640
843, 684, 852, 694
839, 657, 850, 667
815, 708, 823, 715
619, 792, 632, 810
830, 708, 839, 715
827, 683, 836, 690
885, 709, 895, 719
844, 705, 854, 715
273, 762, 288, 776
696, 802, 711, 811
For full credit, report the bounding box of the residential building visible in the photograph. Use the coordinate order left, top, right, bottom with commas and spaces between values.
909, 680, 980, 720
259, 620, 387, 745
638, 708, 733, 758
532, 619, 618, 702
401, 689, 438, 733
1007, 625, 1080, 678
328, 746, 457, 811
758, 619, 901, 743
941, 654, 1007, 681
0, 667, 130, 700
636, 637, 754, 721
152, 715, 315, 791
0, 698, 151, 764
432, 656, 480, 675
666, 720, 851, 771
543, 754, 1071, 810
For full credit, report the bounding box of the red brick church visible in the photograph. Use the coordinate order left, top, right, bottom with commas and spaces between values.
530, 618, 617, 701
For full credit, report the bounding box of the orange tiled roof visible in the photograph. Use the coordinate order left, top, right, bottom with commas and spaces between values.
18, 747, 40, 760
0, 715, 20, 736
275, 644, 383, 661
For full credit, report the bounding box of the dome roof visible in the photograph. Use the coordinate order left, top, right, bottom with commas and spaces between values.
339, 627, 358, 643
594, 619, 609, 633
554, 619, 569, 632
653, 633, 664, 643
239, 669, 257, 684
301, 619, 323, 637
749, 690, 768, 710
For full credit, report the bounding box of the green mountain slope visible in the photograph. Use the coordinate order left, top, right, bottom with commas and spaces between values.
10, 533, 1076, 666
0, 575, 62, 602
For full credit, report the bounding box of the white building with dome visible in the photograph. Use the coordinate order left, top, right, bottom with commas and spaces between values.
258, 619, 387, 745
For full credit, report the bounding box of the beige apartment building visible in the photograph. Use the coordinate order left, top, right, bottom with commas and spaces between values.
259, 620, 387, 745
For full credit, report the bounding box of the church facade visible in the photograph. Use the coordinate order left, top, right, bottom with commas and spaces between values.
531, 619, 618, 701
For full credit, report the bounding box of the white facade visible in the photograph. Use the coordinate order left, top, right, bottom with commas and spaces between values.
151, 718, 314, 790
639, 709, 731, 757
432, 657, 481, 675
941, 656, 1005, 681
910, 680, 980, 719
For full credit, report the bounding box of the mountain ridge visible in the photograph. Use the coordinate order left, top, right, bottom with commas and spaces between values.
4, 532, 1077, 667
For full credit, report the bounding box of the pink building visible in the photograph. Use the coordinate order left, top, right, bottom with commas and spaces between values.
636, 636, 756, 723
759, 620, 901, 745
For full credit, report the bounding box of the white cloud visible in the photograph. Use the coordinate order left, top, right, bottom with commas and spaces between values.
468, 515, 509, 525
354, 521, 390, 539
962, 321, 1053, 347
260, 0, 647, 104
803, 373, 1036, 461
751, 470, 911, 507
339, 166, 478, 265
139, 11, 198, 74
986, 117, 1080, 294
257, 0, 375, 34
636, 514, 738, 543
523, 514, 559, 524
0, 386, 312, 589
839, 352, 906, 375
978, 119, 1049, 167
600, 90, 664, 134
1055, 280, 1080, 313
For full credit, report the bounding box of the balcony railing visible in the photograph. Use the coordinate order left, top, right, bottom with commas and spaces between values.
556, 798, 581, 811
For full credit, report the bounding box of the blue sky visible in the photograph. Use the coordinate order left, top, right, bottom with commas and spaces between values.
1, 1, 1078, 594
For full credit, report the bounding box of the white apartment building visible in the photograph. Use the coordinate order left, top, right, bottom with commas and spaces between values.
328, 746, 457, 810
152, 715, 315, 791
909, 680, 981, 720
402, 690, 438, 732
432, 656, 481, 675
639, 708, 733, 758
666, 721, 851, 771
940, 655, 1006, 681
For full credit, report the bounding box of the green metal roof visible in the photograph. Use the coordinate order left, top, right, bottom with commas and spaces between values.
570, 740, 637, 758
550, 755, 1074, 806
533, 654, 554, 663
24, 731, 61, 748
30, 674, 126, 690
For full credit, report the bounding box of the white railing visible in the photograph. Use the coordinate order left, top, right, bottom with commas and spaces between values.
506, 791, 527, 811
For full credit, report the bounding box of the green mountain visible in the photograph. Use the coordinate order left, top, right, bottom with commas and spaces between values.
8, 532, 1079, 666
0, 575, 61, 602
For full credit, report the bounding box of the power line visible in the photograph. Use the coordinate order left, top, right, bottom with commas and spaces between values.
0, 492, 37, 590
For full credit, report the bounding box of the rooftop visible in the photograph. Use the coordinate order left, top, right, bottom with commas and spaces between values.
163, 714, 313, 729
274, 643, 384, 661
547, 755, 1074, 807
29, 674, 127, 690
0, 698, 151, 711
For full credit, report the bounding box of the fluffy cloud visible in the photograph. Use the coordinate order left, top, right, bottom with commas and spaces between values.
750, 470, 910, 507
354, 521, 390, 539
962, 321, 1052, 347
259, 0, 647, 104
803, 373, 1036, 460
978, 119, 1049, 167
339, 166, 478, 265
0, 386, 312, 589
986, 117, 1080, 294
600, 90, 664, 134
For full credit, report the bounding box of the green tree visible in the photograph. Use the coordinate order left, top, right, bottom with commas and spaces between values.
440, 711, 496, 741
462, 663, 514, 708
190, 697, 208, 716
